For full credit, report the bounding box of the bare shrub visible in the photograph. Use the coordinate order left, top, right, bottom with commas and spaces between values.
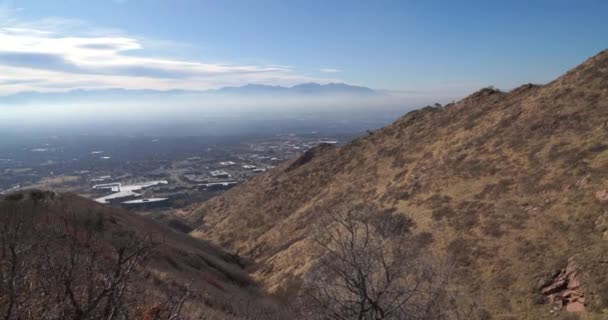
301, 206, 480, 320
0, 192, 192, 320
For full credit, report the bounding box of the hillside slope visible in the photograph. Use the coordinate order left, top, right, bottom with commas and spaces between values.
0, 190, 286, 319
186, 50, 608, 318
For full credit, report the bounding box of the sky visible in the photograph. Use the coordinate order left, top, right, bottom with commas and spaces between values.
0, 0, 606, 100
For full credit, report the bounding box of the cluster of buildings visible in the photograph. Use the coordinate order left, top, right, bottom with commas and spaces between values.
1, 134, 345, 211
92, 180, 169, 208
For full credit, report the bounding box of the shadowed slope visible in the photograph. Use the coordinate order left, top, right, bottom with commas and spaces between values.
0, 190, 286, 319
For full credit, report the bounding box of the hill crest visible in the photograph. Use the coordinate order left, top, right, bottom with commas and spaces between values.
0, 190, 286, 319
185, 49, 608, 317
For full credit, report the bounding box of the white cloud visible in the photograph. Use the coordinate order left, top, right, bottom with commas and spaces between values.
0, 9, 338, 95
320, 68, 341, 73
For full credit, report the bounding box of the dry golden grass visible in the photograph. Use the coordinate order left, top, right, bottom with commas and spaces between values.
187, 50, 608, 318
24, 175, 82, 191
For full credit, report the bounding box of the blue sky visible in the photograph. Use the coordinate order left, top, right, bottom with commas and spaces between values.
0, 0, 606, 99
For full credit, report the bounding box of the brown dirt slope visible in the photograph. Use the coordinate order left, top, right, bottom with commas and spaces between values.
187, 50, 608, 318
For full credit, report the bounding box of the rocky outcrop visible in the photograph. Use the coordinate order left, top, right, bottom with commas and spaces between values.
594, 189, 608, 202
594, 212, 608, 240
540, 259, 585, 312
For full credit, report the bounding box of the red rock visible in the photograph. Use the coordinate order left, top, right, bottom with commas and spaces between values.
595, 189, 608, 202
540, 259, 586, 312
566, 301, 585, 312
576, 175, 590, 189
567, 276, 580, 289
561, 289, 582, 299
542, 279, 567, 295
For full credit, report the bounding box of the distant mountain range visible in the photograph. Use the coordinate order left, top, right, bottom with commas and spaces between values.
0, 82, 377, 103
214, 82, 376, 95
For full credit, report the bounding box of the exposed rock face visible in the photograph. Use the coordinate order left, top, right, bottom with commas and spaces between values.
594, 212, 608, 240
540, 259, 585, 312
575, 174, 591, 189
594, 189, 608, 202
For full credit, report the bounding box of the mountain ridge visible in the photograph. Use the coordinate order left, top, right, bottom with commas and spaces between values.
184, 49, 608, 317
0, 82, 377, 103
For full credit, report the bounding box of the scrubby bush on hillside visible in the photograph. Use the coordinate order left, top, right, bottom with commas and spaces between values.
0, 192, 295, 320
300, 206, 483, 320
0, 192, 189, 320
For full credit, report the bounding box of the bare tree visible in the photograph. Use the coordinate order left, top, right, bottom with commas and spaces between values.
0, 192, 191, 320
1, 194, 39, 320
301, 206, 477, 320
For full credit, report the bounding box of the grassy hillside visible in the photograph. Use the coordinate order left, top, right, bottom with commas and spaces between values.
0, 190, 286, 319
186, 50, 608, 318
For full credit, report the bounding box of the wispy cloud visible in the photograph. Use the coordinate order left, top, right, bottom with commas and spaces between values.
0, 8, 337, 95
320, 68, 341, 73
